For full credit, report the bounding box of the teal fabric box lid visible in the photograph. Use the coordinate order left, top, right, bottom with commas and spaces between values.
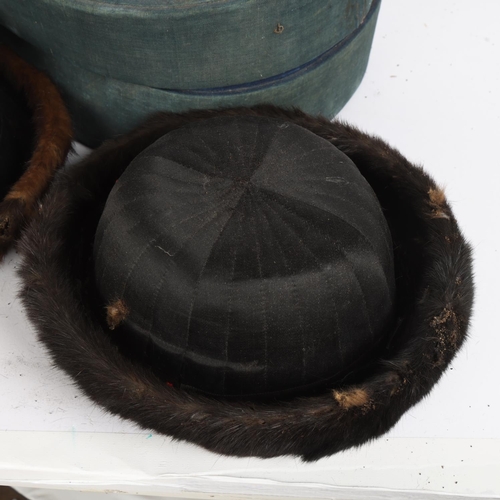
0, 0, 381, 146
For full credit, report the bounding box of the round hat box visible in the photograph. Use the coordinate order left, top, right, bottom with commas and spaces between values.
0, 0, 381, 146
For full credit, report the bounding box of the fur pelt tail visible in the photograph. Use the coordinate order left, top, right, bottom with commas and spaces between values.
0, 45, 73, 259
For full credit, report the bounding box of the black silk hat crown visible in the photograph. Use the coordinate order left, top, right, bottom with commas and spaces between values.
19, 106, 474, 461
93, 117, 396, 398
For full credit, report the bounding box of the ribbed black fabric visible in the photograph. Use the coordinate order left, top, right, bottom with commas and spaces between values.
93, 116, 395, 397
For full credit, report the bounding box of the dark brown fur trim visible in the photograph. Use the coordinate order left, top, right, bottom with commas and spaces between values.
18, 105, 474, 461
0, 45, 73, 259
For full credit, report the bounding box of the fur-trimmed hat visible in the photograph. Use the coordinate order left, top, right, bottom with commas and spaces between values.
0, 45, 72, 259
19, 105, 474, 461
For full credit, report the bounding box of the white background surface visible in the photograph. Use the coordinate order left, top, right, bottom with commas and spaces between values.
1, 1, 499, 498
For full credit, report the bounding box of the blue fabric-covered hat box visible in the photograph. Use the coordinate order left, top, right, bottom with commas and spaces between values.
0, 0, 381, 146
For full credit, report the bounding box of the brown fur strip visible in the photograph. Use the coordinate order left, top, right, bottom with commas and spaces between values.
18, 106, 474, 461
0, 45, 72, 258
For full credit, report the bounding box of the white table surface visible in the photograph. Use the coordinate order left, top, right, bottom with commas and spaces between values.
1, 1, 499, 498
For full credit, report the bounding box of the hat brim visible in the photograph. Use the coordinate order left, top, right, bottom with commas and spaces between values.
18, 105, 474, 461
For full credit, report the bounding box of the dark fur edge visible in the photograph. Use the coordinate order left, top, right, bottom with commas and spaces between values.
0, 45, 73, 257
17, 105, 474, 461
